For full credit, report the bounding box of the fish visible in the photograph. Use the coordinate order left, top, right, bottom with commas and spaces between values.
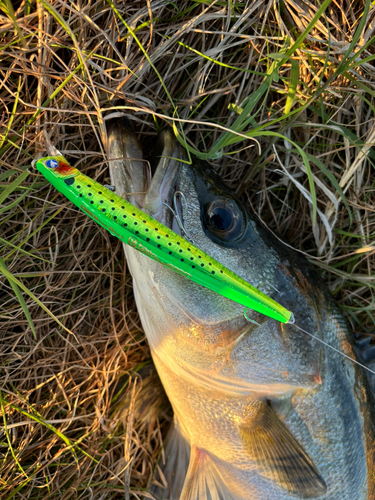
106, 116, 375, 500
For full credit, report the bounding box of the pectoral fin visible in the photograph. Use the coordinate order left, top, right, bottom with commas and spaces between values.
240, 402, 327, 498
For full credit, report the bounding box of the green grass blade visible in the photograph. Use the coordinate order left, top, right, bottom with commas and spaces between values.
2, 0, 25, 45
4, 468, 41, 500
0, 76, 21, 150
5, 205, 64, 261
105, 0, 192, 164
336, 0, 370, 73
0, 257, 37, 340
0, 174, 36, 215
40, 0, 84, 68
5, 397, 98, 464
0, 187, 32, 215
25, 50, 96, 129
0, 391, 29, 478
202, 1, 336, 161
165, 35, 264, 76
238, 130, 318, 224
303, 151, 352, 224
284, 59, 299, 114
0, 170, 29, 205
0, 256, 77, 337
284, 0, 332, 59
0, 236, 53, 263
207, 79, 271, 159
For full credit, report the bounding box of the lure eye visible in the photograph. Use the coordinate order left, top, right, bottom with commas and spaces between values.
205, 199, 244, 242
46, 159, 59, 168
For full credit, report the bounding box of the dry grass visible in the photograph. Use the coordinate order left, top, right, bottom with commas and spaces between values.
0, 0, 375, 497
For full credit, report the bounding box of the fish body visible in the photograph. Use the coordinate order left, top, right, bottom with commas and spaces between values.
107, 117, 375, 500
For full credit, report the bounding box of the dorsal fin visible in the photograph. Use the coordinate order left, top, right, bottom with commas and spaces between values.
180, 445, 237, 500
240, 402, 327, 498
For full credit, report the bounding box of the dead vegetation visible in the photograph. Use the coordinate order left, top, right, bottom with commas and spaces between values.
0, 0, 375, 497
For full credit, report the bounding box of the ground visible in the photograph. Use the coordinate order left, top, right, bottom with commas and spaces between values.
0, 0, 374, 498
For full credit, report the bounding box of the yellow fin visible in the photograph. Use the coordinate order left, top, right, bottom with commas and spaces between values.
240, 402, 327, 497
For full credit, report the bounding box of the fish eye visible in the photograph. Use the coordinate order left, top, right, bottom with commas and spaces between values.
205, 199, 244, 242
45, 159, 59, 168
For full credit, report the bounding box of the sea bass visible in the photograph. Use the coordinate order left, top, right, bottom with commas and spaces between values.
106, 117, 375, 500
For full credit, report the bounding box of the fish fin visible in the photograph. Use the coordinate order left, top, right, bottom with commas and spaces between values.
239, 402, 327, 498
150, 418, 190, 500
180, 445, 237, 500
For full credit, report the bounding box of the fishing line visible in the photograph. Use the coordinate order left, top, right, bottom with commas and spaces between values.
293, 323, 375, 377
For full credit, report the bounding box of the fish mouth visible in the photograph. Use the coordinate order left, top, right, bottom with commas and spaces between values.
106, 116, 184, 231
143, 129, 185, 233
105, 116, 149, 210
105, 119, 251, 339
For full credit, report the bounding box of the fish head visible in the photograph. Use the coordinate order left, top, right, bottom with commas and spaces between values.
107, 119, 325, 397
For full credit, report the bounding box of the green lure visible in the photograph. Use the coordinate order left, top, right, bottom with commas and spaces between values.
34, 155, 294, 324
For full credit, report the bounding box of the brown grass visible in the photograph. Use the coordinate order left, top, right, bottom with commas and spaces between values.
0, 0, 375, 497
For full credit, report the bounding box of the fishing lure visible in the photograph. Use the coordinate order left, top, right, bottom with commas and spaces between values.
33, 155, 294, 324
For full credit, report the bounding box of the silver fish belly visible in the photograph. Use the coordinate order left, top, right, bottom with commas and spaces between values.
106, 117, 375, 500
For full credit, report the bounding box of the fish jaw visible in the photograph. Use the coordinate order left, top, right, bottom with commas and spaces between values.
143, 129, 182, 225
106, 117, 148, 209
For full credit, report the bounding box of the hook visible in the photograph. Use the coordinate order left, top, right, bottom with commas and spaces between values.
243, 308, 260, 326
162, 190, 194, 243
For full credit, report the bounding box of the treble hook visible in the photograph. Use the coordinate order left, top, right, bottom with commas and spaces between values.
162, 190, 194, 243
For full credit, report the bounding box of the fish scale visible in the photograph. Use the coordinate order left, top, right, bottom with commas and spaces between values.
33, 155, 293, 324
